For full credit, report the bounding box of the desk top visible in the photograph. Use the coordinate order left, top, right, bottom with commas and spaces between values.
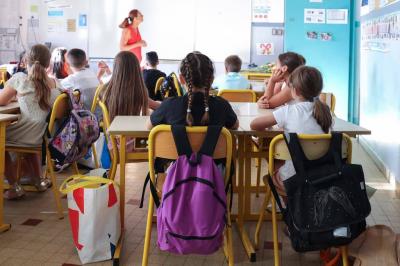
0, 114, 18, 123
231, 102, 270, 116
0, 102, 20, 114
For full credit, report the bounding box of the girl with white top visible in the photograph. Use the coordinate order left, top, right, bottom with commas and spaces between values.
0, 44, 62, 199
257, 52, 306, 109
251, 66, 332, 193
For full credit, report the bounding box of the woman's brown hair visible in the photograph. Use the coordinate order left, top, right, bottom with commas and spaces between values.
179, 52, 214, 126
102, 51, 149, 121
27, 44, 52, 111
288, 66, 332, 133
278, 52, 306, 74
119, 9, 139, 28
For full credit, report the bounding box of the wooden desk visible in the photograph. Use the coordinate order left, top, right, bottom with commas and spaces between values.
0, 114, 19, 233
108, 108, 371, 262
0, 102, 20, 114
241, 71, 272, 81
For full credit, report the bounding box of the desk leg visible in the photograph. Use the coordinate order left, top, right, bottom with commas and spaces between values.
0, 123, 10, 233
244, 136, 252, 220
114, 135, 126, 264
236, 135, 256, 262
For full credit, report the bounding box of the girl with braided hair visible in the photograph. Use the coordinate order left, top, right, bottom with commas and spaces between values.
148, 52, 238, 129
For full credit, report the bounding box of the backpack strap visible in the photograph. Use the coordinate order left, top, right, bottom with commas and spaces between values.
199, 126, 223, 157
283, 132, 308, 177
328, 132, 344, 172
171, 125, 192, 158
140, 172, 160, 208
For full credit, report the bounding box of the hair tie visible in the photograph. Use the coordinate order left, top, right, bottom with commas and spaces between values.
187, 108, 191, 113
34, 60, 40, 64
205, 107, 209, 112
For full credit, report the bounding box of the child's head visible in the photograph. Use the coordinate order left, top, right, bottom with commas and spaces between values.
27, 44, 52, 111
50, 47, 69, 79
224, 55, 242, 73
277, 52, 306, 79
288, 66, 332, 133
103, 51, 148, 121
145, 51, 159, 68
119, 9, 143, 28
66, 48, 87, 71
179, 52, 214, 126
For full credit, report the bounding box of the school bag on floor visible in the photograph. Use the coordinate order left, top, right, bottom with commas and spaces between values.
59, 175, 120, 264
147, 125, 227, 255
48, 91, 100, 168
268, 132, 371, 252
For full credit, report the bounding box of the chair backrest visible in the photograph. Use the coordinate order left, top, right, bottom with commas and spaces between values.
171, 72, 182, 97
0, 67, 8, 86
91, 84, 105, 113
47, 92, 78, 133
268, 133, 351, 174
154, 76, 165, 96
148, 125, 233, 183
319, 92, 336, 114
217, 89, 256, 102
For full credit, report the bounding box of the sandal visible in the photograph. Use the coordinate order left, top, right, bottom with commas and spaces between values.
33, 178, 52, 192
4, 184, 25, 200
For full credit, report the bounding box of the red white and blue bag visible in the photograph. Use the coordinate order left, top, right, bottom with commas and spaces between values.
48, 90, 100, 168
59, 175, 120, 264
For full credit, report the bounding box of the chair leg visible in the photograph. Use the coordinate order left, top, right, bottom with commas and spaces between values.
225, 195, 234, 266
72, 162, 79, 175
341, 246, 349, 266
15, 154, 22, 184
254, 187, 271, 249
255, 138, 263, 197
271, 197, 280, 266
46, 155, 64, 219
142, 196, 154, 266
91, 144, 99, 169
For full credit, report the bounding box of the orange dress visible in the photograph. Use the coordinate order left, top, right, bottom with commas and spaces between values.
127, 26, 142, 62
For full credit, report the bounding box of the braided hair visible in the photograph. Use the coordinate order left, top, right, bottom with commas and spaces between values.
179, 52, 214, 126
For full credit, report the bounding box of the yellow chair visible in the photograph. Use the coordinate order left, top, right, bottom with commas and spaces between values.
142, 125, 234, 266
0, 67, 8, 87
170, 72, 182, 97
254, 133, 352, 266
217, 89, 256, 103
89, 84, 105, 169
5, 92, 83, 219
154, 77, 165, 98
320, 92, 336, 115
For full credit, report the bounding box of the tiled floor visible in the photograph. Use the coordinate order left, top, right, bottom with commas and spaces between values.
1, 139, 399, 266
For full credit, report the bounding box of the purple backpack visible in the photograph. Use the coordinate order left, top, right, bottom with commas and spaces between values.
48, 91, 100, 167
150, 126, 227, 255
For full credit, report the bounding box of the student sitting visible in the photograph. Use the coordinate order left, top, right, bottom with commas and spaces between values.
97, 60, 112, 84
250, 66, 332, 193
0, 44, 62, 199
148, 51, 238, 129
142, 51, 166, 100
61, 48, 100, 116
12, 51, 27, 75
257, 52, 305, 109
48, 47, 70, 79
101, 51, 159, 151
212, 55, 250, 91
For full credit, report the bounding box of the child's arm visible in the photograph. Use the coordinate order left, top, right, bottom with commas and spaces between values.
266, 87, 293, 109
149, 98, 161, 110
146, 118, 153, 130
250, 113, 277, 131
263, 68, 285, 99
0, 86, 17, 106
230, 119, 239, 130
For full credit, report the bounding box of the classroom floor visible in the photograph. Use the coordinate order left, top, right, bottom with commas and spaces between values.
0, 139, 399, 266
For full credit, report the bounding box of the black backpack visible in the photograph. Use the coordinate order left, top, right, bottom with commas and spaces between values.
268, 132, 371, 252
159, 72, 180, 100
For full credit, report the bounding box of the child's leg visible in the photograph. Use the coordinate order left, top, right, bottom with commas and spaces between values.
21, 153, 43, 179
272, 159, 287, 197
4, 152, 17, 185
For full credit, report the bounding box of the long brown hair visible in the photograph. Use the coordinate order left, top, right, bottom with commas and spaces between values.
119, 9, 139, 28
27, 44, 52, 111
278, 52, 306, 74
288, 66, 332, 133
179, 52, 214, 126
102, 51, 149, 121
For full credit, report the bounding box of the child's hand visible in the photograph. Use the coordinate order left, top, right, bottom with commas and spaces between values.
98, 61, 107, 69
270, 68, 286, 83
140, 40, 147, 47
257, 96, 270, 109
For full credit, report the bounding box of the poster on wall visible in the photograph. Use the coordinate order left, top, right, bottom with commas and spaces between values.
256, 42, 274, 55
304, 9, 326, 24
326, 9, 348, 24
252, 0, 284, 23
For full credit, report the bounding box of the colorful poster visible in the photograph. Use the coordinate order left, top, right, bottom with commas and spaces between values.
252, 0, 284, 23
67, 19, 76, 32
304, 9, 326, 24
256, 42, 274, 55
79, 14, 87, 27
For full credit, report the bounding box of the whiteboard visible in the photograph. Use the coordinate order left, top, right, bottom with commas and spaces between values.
88, 0, 251, 62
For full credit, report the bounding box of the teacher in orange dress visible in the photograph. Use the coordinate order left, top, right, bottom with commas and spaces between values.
119, 9, 147, 63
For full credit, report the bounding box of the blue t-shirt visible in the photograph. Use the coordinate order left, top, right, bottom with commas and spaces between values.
212, 72, 250, 90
